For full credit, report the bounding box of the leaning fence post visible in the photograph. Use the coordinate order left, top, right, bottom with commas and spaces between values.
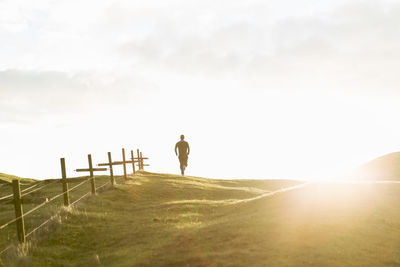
122, 148, 127, 181
130, 150, 136, 175
60, 158, 70, 207
12, 180, 26, 243
108, 152, 115, 186
88, 154, 96, 194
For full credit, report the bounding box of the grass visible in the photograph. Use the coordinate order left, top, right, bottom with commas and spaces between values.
0, 174, 114, 260
1, 172, 400, 266
0, 173, 36, 184
346, 152, 400, 180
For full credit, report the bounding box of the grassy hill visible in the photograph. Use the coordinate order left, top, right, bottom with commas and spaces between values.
346, 152, 400, 180
0, 175, 112, 263
1, 172, 400, 266
0, 173, 36, 184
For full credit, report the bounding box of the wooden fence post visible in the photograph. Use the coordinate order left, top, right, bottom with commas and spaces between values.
122, 148, 127, 181
88, 154, 96, 194
108, 152, 115, 186
60, 158, 70, 207
137, 149, 140, 170
140, 152, 144, 170
131, 150, 136, 175
12, 180, 26, 243
76, 157, 107, 189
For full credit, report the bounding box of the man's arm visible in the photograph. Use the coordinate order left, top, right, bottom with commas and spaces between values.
187, 143, 190, 155
175, 143, 178, 156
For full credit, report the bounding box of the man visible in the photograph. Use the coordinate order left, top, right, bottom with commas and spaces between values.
175, 134, 190, 176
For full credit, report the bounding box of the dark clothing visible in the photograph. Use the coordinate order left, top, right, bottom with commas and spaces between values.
179, 154, 188, 167
175, 140, 190, 175
175, 140, 190, 157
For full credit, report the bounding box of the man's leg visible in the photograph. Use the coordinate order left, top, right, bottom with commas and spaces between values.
179, 157, 185, 176
182, 155, 188, 175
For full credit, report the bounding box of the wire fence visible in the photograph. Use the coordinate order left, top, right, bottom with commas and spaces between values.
0, 148, 149, 258
21, 180, 59, 198
0, 183, 9, 189
0, 176, 119, 255
0, 193, 13, 202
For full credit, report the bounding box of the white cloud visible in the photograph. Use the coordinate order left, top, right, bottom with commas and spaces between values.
0, 69, 157, 123
116, 0, 400, 99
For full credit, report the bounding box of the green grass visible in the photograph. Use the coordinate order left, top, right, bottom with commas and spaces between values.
0, 173, 36, 184
0, 175, 114, 261
1, 172, 400, 266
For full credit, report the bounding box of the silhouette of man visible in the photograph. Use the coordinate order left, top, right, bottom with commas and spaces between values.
175, 135, 190, 176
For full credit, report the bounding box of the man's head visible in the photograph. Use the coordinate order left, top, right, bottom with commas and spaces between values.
180, 134, 184, 140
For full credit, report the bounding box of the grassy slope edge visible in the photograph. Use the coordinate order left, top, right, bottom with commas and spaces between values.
346, 152, 400, 180
1, 172, 400, 267
0, 173, 36, 184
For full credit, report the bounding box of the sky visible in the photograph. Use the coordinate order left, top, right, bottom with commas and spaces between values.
1, 0, 400, 180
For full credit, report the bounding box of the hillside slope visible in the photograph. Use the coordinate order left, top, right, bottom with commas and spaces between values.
1, 172, 400, 267
347, 152, 400, 180
0, 173, 36, 184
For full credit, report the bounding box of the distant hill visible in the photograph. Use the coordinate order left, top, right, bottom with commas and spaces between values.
0, 173, 36, 183
346, 152, 400, 180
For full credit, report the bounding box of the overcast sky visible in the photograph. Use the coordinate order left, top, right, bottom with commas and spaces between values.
1, 0, 400, 180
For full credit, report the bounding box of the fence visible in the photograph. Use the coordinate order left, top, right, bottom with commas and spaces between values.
0, 148, 149, 256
